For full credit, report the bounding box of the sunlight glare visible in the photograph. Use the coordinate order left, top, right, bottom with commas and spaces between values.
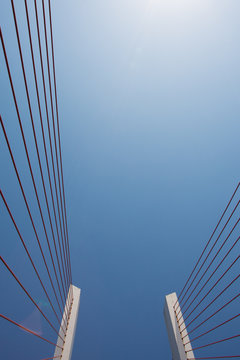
145, 0, 206, 19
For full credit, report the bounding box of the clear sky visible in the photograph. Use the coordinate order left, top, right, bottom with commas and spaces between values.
0, 0, 240, 359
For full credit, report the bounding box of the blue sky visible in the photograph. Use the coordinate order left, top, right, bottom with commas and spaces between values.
0, 0, 240, 359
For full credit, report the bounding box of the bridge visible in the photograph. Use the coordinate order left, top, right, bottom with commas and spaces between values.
0, 1, 239, 359
0, 1, 80, 358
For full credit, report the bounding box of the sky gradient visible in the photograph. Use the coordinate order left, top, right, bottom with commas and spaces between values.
1, 1, 240, 359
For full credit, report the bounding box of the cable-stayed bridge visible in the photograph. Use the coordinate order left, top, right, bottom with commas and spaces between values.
0, 1, 239, 360
165, 183, 240, 359
0, 1, 79, 359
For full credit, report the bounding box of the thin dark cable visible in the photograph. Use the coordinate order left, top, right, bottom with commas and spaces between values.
0, 256, 65, 342
184, 312, 240, 345
41, 0, 70, 288
182, 284, 240, 338
177, 198, 240, 316
36, 0, 72, 312
33, 0, 69, 292
178, 217, 240, 320
0, 314, 63, 348
174, 183, 240, 309
10, 0, 67, 312
33, 0, 69, 293
0, 113, 65, 328
0, 189, 64, 332
186, 334, 240, 352
178, 234, 240, 326
48, 0, 72, 286
48, 0, 73, 305
23, 0, 70, 317
0, 26, 69, 327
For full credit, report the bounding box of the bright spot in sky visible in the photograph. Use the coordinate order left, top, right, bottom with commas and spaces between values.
145, 0, 208, 18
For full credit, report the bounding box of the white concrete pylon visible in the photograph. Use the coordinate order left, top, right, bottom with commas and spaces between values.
164, 292, 195, 360
54, 285, 81, 360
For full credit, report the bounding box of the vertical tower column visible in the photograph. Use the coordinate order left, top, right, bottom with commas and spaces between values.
54, 285, 81, 360
164, 292, 194, 360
